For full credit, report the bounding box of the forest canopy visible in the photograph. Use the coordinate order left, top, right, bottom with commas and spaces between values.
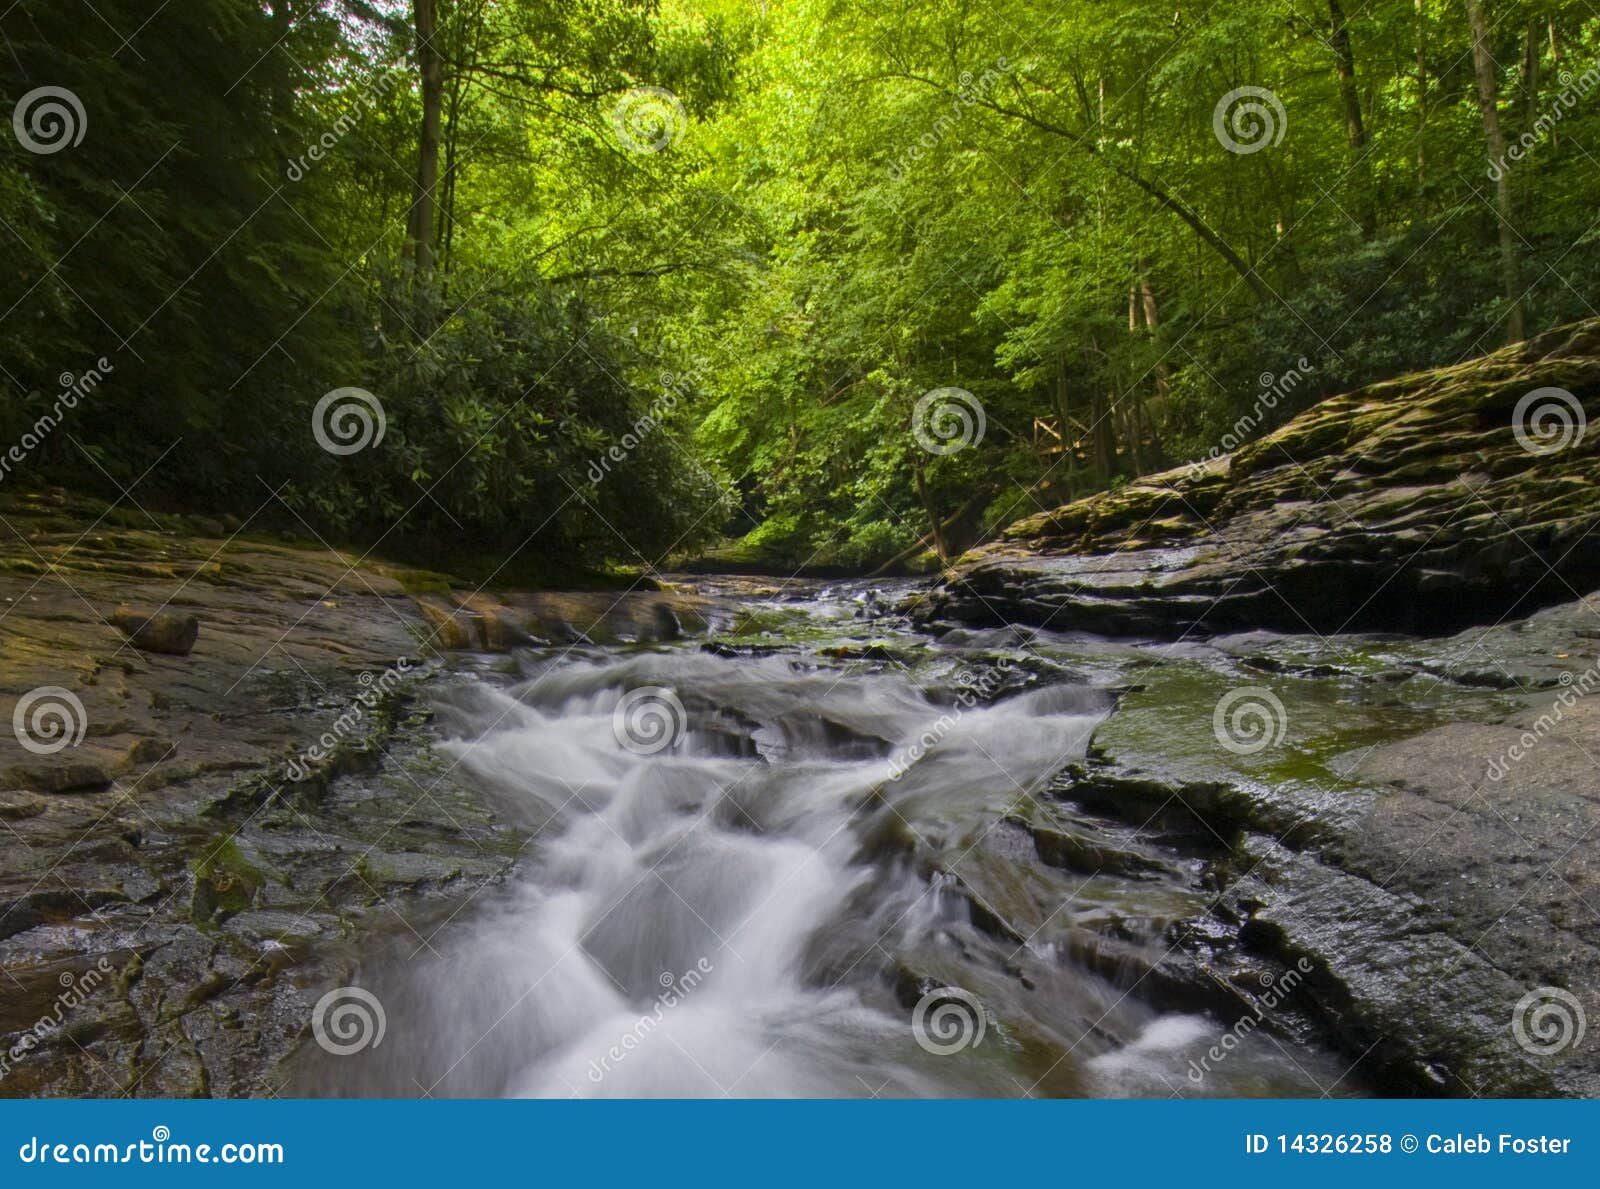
3, 0, 1597, 573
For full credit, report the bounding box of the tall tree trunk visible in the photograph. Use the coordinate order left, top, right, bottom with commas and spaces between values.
1053, 358, 1078, 498
1466, 0, 1526, 343
1127, 267, 1169, 472
1415, 0, 1428, 192
1089, 391, 1116, 482
409, 0, 444, 276
912, 459, 949, 563
1519, 21, 1542, 129
1327, 0, 1375, 235
1136, 275, 1169, 468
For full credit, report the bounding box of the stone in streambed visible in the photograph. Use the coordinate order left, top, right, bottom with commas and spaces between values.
110, 605, 200, 655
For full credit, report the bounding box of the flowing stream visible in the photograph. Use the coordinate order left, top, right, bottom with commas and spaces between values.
306, 580, 1360, 1098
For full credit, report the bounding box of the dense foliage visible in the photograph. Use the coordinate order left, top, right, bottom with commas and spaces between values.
2, 0, 1597, 572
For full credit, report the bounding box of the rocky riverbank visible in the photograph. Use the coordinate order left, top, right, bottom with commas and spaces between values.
3, 453, 1596, 1097
905, 321, 1600, 1096
0, 489, 697, 1096
912, 319, 1600, 637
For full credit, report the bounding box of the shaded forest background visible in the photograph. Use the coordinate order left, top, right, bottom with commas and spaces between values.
3, 0, 1597, 574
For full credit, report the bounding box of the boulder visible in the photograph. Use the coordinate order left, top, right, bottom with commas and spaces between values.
110, 605, 200, 655
915, 320, 1600, 637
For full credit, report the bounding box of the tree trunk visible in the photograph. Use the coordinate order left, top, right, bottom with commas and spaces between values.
1519, 21, 1541, 129
1327, 0, 1376, 235
1089, 391, 1116, 482
1127, 267, 1169, 472
1136, 276, 1169, 468
912, 459, 949, 563
409, 0, 444, 276
1466, 0, 1526, 343
1415, 0, 1427, 192
1053, 357, 1078, 498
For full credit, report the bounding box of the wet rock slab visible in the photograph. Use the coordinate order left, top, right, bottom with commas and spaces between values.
0, 490, 526, 1097
1053, 597, 1600, 1095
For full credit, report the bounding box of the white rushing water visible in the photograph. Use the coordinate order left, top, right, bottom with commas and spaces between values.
309, 587, 1358, 1098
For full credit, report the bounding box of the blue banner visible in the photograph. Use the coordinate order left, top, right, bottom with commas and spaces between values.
1, 1100, 1592, 1185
